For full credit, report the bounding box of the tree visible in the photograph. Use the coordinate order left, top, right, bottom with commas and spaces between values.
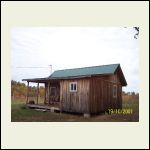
133, 27, 139, 39
124, 27, 139, 39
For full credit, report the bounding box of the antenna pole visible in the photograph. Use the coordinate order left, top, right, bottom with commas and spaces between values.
49, 65, 52, 74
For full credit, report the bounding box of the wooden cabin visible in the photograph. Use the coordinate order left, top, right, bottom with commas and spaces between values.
22, 64, 127, 116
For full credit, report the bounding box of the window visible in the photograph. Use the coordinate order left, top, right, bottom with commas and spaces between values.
69, 82, 77, 92
50, 87, 56, 96
113, 85, 117, 98
113, 75, 117, 82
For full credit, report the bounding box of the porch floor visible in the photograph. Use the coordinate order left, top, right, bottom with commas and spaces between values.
26, 103, 60, 112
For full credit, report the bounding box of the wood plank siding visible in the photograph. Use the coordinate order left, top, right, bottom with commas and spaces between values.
60, 79, 90, 113
44, 73, 122, 114
89, 75, 122, 113
59, 74, 122, 114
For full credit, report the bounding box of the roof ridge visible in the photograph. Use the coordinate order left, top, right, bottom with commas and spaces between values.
52, 63, 120, 72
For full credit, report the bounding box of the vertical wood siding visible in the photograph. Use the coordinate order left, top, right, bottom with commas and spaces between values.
60, 79, 90, 113
45, 73, 123, 114
89, 74, 122, 113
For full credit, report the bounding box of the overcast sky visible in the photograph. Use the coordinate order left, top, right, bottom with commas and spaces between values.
11, 27, 139, 92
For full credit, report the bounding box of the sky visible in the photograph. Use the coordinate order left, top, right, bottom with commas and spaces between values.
11, 27, 139, 93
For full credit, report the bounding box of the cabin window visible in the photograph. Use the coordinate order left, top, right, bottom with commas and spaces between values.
113, 85, 117, 98
69, 82, 77, 92
113, 75, 117, 82
50, 87, 56, 96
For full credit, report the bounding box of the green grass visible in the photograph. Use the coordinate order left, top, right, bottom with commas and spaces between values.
11, 98, 139, 122
11, 103, 86, 122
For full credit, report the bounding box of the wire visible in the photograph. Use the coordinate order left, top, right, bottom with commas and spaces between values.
16, 67, 49, 68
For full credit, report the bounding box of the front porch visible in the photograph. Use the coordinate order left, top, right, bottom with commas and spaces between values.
22, 78, 61, 110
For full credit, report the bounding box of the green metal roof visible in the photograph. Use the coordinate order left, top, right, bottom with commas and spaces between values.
50, 64, 120, 78
22, 63, 127, 86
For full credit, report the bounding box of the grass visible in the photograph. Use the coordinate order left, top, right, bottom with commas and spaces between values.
11, 98, 139, 122
11, 103, 86, 122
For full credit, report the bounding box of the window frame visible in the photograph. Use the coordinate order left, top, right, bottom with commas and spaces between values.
113, 85, 117, 98
50, 87, 56, 96
113, 75, 117, 82
69, 82, 77, 92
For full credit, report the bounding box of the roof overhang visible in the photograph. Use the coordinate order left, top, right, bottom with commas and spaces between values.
22, 75, 92, 82
114, 65, 127, 86
22, 78, 50, 83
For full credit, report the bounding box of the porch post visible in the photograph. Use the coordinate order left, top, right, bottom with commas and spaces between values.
26, 81, 29, 104
37, 83, 39, 104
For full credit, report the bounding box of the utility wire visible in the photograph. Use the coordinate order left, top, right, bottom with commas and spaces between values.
16, 67, 49, 68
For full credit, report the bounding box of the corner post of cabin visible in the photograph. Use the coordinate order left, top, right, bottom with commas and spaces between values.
37, 82, 39, 104
48, 82, 50, 105
59, 82, 62, 113
26, 81, 29, 104
44, 82, 46, 104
